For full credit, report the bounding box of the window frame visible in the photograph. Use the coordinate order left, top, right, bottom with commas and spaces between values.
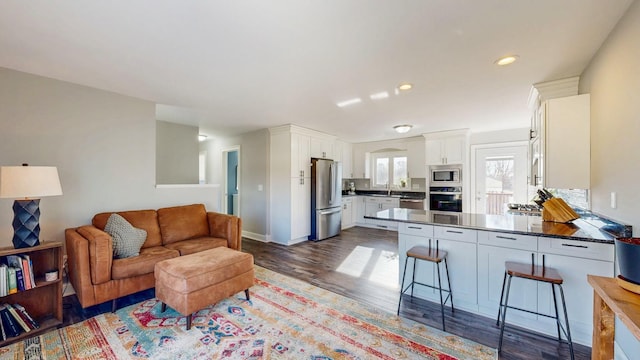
371, 151, 408, 189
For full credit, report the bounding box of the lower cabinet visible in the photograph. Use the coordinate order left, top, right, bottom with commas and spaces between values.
364, 196, 399, 231
341, 197, 355, 229
398, 226, 614, 347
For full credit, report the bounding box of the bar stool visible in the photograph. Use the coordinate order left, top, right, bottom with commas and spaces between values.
397, 240, 453, 331
496, 255, 574, 360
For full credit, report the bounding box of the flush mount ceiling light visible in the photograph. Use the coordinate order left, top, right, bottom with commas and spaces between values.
369, 91, 389, 100
397, 83, 413, 91
198, 134, 207, 142
495, 55, 519, 66
393, 124, 412, 133
336, 97, 362, 108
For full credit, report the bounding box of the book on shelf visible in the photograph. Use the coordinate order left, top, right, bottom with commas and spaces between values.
0, 264, 6, 297
15, 268, 25, 292
0, 304, 21, 338
0, 312, 5, 341
21, 255, 36, 289
20, 257, 32, 290
5, 304, 30, 332
7, 268, 17, 295
12, 303, 38, 330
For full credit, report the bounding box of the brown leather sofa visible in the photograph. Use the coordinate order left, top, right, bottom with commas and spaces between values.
65, 203, 242, 310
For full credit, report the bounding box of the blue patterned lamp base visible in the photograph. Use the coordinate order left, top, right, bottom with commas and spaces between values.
12, 199, 41, 248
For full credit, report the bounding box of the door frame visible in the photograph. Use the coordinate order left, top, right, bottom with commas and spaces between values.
221, 145, 241, 216
470, 141, 528, 214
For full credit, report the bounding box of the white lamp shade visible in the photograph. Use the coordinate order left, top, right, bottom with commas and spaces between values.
0, 166, 63, 199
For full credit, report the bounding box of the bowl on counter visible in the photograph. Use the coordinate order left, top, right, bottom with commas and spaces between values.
615, 237, 640, 284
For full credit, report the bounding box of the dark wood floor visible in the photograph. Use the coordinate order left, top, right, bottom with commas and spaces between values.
243, 227, 589, 360
62, 226, 589, 359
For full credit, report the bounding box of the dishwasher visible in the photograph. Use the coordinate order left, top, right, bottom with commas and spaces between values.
399, 198, 425, 210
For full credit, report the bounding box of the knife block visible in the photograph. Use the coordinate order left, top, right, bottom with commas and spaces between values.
541, 198, 579, 223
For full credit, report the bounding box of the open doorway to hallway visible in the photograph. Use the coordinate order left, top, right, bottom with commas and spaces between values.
222, 147, 240, 216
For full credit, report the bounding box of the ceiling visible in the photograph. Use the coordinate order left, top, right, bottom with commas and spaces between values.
0, 1, 633, 143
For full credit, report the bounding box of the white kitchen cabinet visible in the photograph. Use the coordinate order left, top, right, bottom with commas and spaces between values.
355, 196, 366, 225
310, 135, 334, 159
364, 196, 399, 230
334, 140, 353, 179
291, 132, 311, 178
398, 223, 435, 298
352, 145, 370, 179
269, 125, 333, 245
406, 138, 426, 178
542, 94, 590, 189
423, 131, 468, 166
341, 197, 355, 229
432, 227, 477, 309
536, 237, 614, 345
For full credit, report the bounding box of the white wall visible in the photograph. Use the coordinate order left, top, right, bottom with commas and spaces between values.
579, 1, 640, 358
0, 68, 219, 248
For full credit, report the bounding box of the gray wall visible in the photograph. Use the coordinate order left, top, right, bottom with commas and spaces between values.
580, 0, 640, 235
156, 120, 199, 184
0, 68, 220, 248
201, 129, 269, 238
579, 1, 640, 357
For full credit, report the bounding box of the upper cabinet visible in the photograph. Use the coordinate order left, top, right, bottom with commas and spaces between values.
406, 138, 426, 178
310, 135, 335, 159
528, 77, 590, 189
334, 140, 353, 179
542, 94, 590, 189
424, 130, 468, 165
352, 145, 370, 179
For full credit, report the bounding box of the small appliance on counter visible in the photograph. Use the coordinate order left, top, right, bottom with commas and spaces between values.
347, 181, 356, 195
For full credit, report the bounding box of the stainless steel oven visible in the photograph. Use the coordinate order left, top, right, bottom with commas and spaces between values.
429, 186, 462, 212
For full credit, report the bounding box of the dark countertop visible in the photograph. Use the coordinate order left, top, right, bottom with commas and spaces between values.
365, 208, 632, 244
347, 190, 426, 199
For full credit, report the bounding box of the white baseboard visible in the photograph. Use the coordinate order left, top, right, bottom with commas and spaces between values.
242, 231, 269, 242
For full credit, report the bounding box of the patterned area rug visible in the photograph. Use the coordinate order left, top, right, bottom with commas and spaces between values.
0, 266, 496, 359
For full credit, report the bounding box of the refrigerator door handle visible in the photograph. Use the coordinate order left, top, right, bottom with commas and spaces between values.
329, 162, 335, 205
319, 208, 341, 216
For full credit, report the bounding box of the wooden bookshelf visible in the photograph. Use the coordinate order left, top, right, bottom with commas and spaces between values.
0, 241, 63, 347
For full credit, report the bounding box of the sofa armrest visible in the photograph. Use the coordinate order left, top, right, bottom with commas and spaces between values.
207, 212, 242, 251
73, 225, 114, 285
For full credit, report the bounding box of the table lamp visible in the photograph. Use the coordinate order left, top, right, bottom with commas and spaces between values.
0, 164, 63, 248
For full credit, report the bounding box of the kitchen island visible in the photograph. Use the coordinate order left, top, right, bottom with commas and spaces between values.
366, 208, 631, 346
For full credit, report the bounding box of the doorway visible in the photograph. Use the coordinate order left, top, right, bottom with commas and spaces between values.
222, 147, 240, 216
471, 143, 528, 214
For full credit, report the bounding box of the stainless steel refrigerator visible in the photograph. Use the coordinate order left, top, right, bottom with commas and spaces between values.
309, 158, 342, 241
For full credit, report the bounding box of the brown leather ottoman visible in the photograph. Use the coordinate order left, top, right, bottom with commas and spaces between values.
154, 247, 254, 329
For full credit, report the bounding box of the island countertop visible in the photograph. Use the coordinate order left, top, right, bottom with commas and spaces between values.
365, 208, 631, 243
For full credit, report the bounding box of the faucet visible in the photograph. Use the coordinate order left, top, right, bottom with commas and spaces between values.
387, 183, 391, 196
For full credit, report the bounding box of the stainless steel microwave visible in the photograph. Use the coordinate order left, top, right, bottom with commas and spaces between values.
430, 166, 461, 184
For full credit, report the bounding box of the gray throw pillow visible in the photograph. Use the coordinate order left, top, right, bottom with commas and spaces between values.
104, 213, 147, 259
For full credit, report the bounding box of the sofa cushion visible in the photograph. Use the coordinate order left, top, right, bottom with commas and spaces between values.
163, 237, 229, 256
111, 246, 179, 280
93, 209, 163, 248
104, 214, 147, 258
157, 204, 209, 244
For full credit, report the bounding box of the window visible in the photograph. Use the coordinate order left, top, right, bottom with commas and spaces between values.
372, 151, 408, 188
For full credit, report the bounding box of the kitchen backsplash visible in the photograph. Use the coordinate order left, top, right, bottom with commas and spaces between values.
344, 178, 426, 192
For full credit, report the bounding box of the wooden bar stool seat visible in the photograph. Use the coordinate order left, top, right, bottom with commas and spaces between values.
397, 241, 453, 331
497, 257, 574, 359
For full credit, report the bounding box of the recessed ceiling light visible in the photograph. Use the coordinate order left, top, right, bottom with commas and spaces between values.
397, 83, 413, 91
393, 124, 412, 133
495, 55, 519, 66
370, 91, 389, 100
198, 134, 207, 142
336, 98, 362, 108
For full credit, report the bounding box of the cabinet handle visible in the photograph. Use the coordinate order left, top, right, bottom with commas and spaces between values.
496, 235, 517, 241
376, 225, 388, 228
343, 204, 347, 210
300, 170, 304, 177
446, 230, 463, 234
561, 243, 589, 249
300, 178, 304, 185
408, 226, 422, 229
